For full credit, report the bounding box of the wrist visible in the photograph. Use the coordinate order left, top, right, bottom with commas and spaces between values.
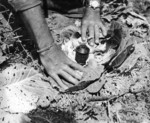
87, 0, 101, 3
86, 0, 101, 10
37, 42, 55, 53
39, 43, 57, 56
37, 37, 56, 56
37, 35, 54, 50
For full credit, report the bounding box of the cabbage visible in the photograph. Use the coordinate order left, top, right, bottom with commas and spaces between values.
0, 64, 58, 123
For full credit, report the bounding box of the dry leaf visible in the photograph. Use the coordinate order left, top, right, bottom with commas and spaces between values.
0, 48, 7, 64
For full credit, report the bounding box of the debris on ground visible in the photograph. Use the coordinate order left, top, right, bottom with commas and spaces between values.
0, 0, 150, 123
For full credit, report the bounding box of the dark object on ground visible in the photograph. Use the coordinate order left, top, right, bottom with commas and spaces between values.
64, 77, 99, 93
75, 44, 90, 65
30, 116, 51, 123
103, 21, 135, 72
29, 108, 76, 123
101, 21, 123, 51
106, 44, 135, 71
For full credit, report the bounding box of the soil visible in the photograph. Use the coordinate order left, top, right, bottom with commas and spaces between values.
0, 0, 150, 123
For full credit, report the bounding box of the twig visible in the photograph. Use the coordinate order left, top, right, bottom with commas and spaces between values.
0, 10, 9, 14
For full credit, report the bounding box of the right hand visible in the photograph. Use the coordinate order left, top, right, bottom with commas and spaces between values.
81, 7, 107, 44
39, 44, 84, 90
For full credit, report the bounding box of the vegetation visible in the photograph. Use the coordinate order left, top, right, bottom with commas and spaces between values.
0, 0, 150, 123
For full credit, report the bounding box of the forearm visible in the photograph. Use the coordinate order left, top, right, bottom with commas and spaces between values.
20, 5, 54, 50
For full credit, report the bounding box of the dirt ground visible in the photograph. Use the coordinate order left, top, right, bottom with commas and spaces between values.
0, 0, 150, 123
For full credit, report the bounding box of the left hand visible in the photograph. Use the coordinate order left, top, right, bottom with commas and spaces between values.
81, 7, 106, 44
40, 44, 84, 90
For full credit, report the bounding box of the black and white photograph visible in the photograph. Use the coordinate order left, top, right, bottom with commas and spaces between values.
0, 0, 150, 122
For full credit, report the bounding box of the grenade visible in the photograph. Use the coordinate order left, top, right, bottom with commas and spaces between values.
75, 44, 90, 65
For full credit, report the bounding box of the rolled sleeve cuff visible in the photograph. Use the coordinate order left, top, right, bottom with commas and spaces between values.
8, 0, 42, 12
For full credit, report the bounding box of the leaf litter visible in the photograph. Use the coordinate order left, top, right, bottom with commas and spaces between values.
1, 0, 150, 123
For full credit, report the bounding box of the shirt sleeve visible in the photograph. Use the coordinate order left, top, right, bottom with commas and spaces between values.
8, 0, 42, 12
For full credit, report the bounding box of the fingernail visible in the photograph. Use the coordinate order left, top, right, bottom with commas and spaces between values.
79, 74, 83, 79
76, 71, 83, 79
88, 41, 95, 47
82, 38, 86, 42
103, 31, 107, 36
95, 40, 99, 44
88, 36, 94, 40
76, 73, 82, 79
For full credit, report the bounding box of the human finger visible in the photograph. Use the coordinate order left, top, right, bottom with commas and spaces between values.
68, 60, 85, 72
59, 70, 79, 85
94, 25, 100, 44
89, 25, 94, 39
63, 66, 82, 80
81, 23, 88, 41
50, 73, 68, 90
99, 22, 107, 36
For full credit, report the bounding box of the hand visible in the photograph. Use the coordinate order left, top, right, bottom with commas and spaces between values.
40, 44, 84, 90
81, 7, 106, 44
